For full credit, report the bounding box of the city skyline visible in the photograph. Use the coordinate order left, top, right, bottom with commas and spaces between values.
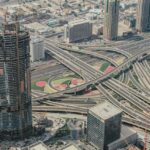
0, 0, 149, 149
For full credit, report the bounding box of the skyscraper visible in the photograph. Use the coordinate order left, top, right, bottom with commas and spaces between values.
103, 0, 120, 40
0, 21, 32, 139
87, 102, 122, 150
136, 0, 150, 32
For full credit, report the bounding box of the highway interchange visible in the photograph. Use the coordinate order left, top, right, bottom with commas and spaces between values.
32, 36, 150, 132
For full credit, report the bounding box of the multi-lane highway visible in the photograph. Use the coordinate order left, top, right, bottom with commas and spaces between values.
32, 37, 150, 131
44, 42, 150, 124
33, 42, 150, 100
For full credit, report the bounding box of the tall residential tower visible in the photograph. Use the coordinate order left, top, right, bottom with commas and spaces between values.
103, 0, 120, 40
0, 22, 32, 139
136, 0, 150, 32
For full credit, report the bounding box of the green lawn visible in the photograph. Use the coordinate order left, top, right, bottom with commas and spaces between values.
52, 73, 82, 85
63, 80, 71, 87
31, 73, 82, 92
44, 83, 57, 93
31, 77, 50, 91
52, 78, 70, 84
100, 62, 110, 72
31, 83, 44, 91
133, 74, 139, 82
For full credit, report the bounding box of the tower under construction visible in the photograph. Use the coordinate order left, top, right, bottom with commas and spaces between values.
0, 21, 32, 139
103, 0, 120, 40
136, 0, 150, 32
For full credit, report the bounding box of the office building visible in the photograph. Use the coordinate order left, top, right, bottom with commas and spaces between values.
87, 101, 122, 150
136, 0, 150, 32
0, 22, 32, 139
30, 37, 44, 62
103, 0, 120, 40
64, 19, 92, 43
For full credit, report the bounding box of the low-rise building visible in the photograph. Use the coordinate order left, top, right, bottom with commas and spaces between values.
47, 19, 60, 27
67, 119, 84, 140
24, 22, 49, 33
107, 126, 138, 150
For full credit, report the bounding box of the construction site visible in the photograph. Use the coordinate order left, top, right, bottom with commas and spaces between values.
0, 16, 32, 139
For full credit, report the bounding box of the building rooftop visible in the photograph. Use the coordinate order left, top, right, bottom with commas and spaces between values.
30, 144, 48, 150
21, 141, 49, 150
68, 19, 90, 26
89, 101, 122, 120
30, 37, 43, 44
24, 22, 49, 32
62, 144, 79, 150
108, 125, 137, 150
